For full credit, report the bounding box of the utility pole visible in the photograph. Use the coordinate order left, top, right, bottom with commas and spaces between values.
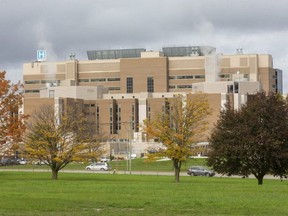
129, 116, 133, 174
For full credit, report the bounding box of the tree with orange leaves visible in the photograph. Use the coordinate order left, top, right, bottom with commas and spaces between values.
145, 94, 211, 183
0, 71, 27, 155
25, 105, 105, 180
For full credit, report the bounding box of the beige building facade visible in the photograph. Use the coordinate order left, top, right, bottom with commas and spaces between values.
23, 46, 282, 156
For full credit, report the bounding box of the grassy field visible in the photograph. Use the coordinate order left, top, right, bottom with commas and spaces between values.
0, 171, 287, 216
0, 157, 208, 173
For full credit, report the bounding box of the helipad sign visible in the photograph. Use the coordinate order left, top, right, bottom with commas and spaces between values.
37, 50, 46, 61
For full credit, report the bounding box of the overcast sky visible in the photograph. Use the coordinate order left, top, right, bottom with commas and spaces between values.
1, 0, 287, 93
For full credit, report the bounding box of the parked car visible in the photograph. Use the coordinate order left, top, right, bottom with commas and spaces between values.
187, 166, 215, 177
100, 156, 110, 163
17, 158, 27, 165
85, 162, 110, 171
32, 160, 47, 165
0, 158, 17, 166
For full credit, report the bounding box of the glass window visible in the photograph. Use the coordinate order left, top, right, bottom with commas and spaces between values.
176, 75, 193, 79
41, 80, 60, 86
127, 77, 133, 93
234, 82, 239, 93
108, 87, 120, 91
79, 79, 89, 82
219, 74, 230, 78
177, 85, 192, 89
147, 76, 154, 93
195, 75, 205, 79
91, 78, 106, 82
24, 80, 40, 84
49, 90, 54, 98
107, 78, 120, 82
227, 85, 234, 93
24, 90, 40, 93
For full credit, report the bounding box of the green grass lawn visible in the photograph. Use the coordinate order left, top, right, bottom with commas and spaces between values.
0, 171, 287, 216
1, 158, 208, 173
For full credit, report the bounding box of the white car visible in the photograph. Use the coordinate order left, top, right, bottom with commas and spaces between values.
18, 159, 27, 165
85, 162, 110, 171
100, 157, 110, 163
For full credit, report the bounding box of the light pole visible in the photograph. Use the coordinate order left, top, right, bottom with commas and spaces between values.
123, 118, 133, 174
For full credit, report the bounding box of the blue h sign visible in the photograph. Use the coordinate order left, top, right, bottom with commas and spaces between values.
37, 50, 46, 61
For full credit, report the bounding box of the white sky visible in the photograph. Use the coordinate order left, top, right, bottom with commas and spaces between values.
0, 0, 287, 93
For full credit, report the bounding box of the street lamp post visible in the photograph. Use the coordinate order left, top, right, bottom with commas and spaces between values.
123, 117, 133, 174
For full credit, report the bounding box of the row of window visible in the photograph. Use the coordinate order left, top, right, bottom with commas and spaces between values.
169, 73, 250, 80
79, 77, 121, 83
24, 80, 61, 85
169, 85, 192, 89
24, 73, 250, 85
26, 85, 195, 94
24, 78, 121, 85
108, 87, 120, 91
25, 90, 40, 93
169, 75, 205, 80
25, 87, 120, 94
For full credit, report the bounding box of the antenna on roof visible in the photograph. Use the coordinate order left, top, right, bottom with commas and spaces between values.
69, 53, 76, 60
236, 48, 243, 54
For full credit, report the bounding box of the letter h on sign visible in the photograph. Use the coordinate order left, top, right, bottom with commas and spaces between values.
37, 50, 46, 61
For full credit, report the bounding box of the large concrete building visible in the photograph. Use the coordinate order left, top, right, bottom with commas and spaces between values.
23, 46, 282, 156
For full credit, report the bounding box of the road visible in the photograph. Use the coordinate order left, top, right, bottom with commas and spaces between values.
0, 168, 284, 180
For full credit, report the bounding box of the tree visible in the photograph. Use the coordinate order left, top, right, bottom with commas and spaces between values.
0, 71, 27, 154
207, 92, 288, 185
145, 94, 211, 182
24, 105, 105, 180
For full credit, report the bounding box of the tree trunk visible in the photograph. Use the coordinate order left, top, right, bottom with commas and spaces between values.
255, 173, 265, 185
257, 176, 263, 185
52, 169, 58, 180
173, 159, 181, 183
174, 167, 180, 183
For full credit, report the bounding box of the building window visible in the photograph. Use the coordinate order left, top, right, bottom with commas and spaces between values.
127, 77, 133, 93
96, 106, 100, 134
169, 75, 194, 80
110, 106, 113, 134
79, 79, 89, 82
147, 76, 154, 93
131, 104, 135, 130
41, 80, 60, 86
24, 90, 40, 93
107, 77, 120, 82
147, 105, 151, 121
49, 90, 54, 98
177, 85, 192, 89
91, 78, 106, 82
108, 87, 120, 91
234, 82, 239, 93
116, 104, 121, 132
24, 80, 40, 84
176, 75, 193, 79
219, 74, 230, 78
227, 85, 234, 93
195, 75, 205, 79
